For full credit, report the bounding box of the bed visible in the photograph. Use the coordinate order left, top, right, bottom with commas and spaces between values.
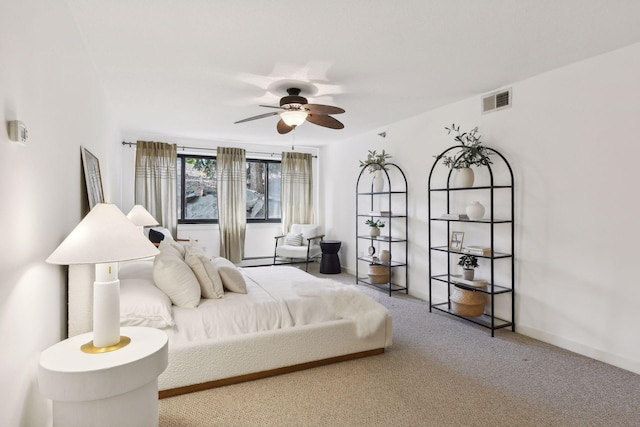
67, 235, 393, 398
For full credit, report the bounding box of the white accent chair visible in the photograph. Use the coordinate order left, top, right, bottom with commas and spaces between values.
273, 224, 324, 271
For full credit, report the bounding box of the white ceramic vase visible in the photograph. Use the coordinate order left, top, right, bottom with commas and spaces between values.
372, 169, 385, 192
380, 250, 391, 264
466, 201, 485, 220
370, 226, 380, 237
455, 167, 474, 188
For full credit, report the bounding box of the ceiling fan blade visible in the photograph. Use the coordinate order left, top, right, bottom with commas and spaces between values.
304, 104, 345, 115
277, 119, 293, 134
306, 114, 344, 129
258, 105, 286, 110
234, 111, 280, 124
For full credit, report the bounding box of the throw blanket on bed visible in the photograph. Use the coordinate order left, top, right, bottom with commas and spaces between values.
290, 280, 389, 339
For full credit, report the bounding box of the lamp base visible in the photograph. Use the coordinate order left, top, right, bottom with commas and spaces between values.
80, 335, 131, 354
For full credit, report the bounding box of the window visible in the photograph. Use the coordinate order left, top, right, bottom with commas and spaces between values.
177, 154, 281, 223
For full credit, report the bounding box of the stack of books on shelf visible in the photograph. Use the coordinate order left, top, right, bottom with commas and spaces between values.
368, 210, 391, 217
462, 246, 492, 256
450, 274, 488, 288
440, 213, 469, 220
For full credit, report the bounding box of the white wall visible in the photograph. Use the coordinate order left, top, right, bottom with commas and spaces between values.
120, 136, 320, 258
321, 42, 640, 375
0, 1, 120, 426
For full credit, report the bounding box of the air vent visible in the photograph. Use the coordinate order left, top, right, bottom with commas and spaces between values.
482, 88, 512, 113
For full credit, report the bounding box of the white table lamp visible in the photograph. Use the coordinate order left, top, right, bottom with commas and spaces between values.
47, 203, 159, 353
126, 204, 159, 232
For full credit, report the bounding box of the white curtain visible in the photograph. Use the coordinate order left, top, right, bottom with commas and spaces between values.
134, 141, 177, 237
281, 152, 314, 233
217, 147, 246, 263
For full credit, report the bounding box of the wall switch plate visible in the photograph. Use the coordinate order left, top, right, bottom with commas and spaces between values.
8, 120, 28, 143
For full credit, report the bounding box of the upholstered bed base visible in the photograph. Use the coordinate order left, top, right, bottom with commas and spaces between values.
68, 264, 392, 397
160, 316, 391, 397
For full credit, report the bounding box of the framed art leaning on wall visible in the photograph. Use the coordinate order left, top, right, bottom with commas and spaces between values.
81, 146, 104, 209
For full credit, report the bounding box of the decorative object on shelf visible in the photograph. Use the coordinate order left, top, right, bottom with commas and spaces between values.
463, 246, 492, 256
380, 250, 391, 264
372, 170, 385, 192
451, 275, 488, 288
455, 167, 475, 188
449, 231, 464, 251
434, 124, 493, 188
359, 149, 391, 172
458, 254, 478, 280
367, 264, 390, 284
368, 246, 376, 256
366, 218, 385, 237
440, 213, 469, 220
466, 201, 485, 220
360, 149, 391, 192
450, 286, 485, 317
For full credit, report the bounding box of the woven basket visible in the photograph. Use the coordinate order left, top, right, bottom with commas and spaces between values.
450, 286, 484, 317
367, 264, 390, 284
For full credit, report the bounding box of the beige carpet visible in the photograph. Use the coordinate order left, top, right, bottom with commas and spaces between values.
160, 263, 640, 426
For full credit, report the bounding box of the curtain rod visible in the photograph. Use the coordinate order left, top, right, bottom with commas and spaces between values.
121, 141, 317, 158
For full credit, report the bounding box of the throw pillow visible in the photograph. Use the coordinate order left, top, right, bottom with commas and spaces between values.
212, 257, 247, 294
149, 228, 165, 244
285, 232, 303, 246
153, 250, 201, 308
185, 246, 224, 299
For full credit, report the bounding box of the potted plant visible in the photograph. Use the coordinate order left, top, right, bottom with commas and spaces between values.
458, 254, 479, 280
365, 218, 385, 237
359, 150, 391, 192
435, 124, 492, 187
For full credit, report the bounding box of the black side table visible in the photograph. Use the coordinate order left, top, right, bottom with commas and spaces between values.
319, 240, 342, 274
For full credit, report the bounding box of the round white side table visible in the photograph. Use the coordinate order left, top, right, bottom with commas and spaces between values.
39, 326, 168, 427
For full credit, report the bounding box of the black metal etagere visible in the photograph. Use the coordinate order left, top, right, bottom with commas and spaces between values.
356, 163, 408, 296
428, 146, 514, 336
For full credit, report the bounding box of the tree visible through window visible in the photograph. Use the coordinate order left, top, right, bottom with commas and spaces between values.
177, 155, 281, 223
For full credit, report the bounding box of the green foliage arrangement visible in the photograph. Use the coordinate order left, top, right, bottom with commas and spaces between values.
437, 124, 492, 169
359, 150, 391, 173
458, 254, 479, 270
365, 219, 385, 228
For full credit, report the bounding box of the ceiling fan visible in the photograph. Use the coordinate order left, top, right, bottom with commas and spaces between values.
234, 88, 345, 134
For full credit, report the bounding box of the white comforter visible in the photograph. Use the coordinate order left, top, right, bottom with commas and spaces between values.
163, 266, 388, 345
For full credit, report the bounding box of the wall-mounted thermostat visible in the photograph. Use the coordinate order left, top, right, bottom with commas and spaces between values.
8, 120, 28, 143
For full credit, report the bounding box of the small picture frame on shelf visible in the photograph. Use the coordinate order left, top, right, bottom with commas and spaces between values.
449, 231, 464, 251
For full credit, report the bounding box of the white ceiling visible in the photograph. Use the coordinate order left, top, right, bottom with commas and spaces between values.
66, 0, 640, 147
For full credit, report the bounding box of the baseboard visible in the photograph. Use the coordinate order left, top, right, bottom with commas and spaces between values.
517, 325, 640, 375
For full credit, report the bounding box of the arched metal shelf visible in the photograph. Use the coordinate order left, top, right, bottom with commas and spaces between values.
428, 146, 515, 336
355, 162, 408, 296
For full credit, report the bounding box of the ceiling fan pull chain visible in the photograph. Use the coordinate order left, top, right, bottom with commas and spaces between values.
291, 128, 296, 150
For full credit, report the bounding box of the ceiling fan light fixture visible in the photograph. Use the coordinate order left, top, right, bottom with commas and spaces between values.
280, 110, 307, 127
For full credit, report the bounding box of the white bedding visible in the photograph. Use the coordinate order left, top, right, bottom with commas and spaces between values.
120, 262, 388, 347
166, 267, 334, 345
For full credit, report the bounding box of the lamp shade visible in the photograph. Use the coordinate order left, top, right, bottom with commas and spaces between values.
47, 203, 159, 265
126, 205, 159, 227
280, 110, 307, 127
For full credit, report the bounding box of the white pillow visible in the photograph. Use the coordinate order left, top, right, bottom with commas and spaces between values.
158, 238, 185, 258
153, 250, 201, 308
120, 277, 175, 328
185, 246, 224, 299
285, 232, 303, 246
212, 257, 247, 294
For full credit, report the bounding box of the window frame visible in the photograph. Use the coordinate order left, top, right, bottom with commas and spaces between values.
177, 154, 281, 224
